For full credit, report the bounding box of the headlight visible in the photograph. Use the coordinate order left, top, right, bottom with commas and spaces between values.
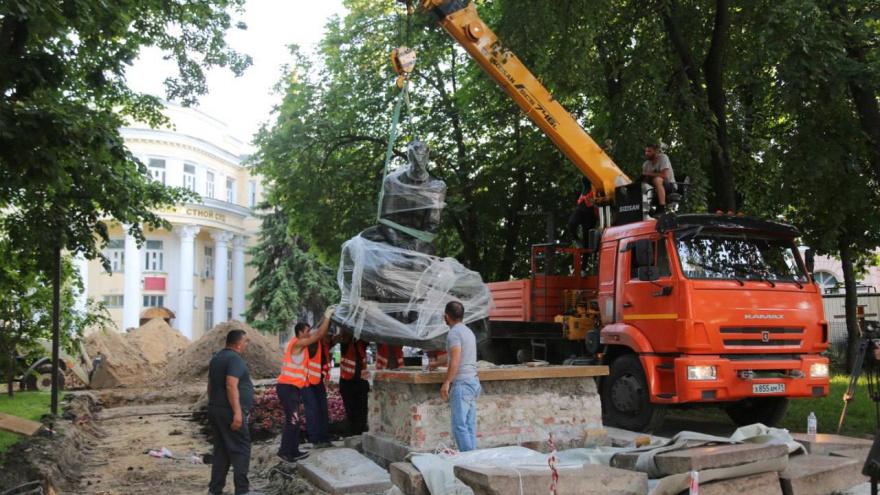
810, 362, 829, 378
687, 365, 717, 380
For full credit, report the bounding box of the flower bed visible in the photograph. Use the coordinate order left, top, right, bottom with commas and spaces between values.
249, 383, 347, 441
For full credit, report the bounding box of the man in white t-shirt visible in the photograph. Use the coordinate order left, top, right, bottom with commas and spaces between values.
642, 143, 676, 213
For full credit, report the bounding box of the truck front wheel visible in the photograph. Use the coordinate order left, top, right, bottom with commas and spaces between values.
725, 397, 789, 427
601, 354, 666, 432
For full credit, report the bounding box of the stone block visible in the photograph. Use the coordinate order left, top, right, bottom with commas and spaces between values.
389, 462, 429, 495
830, 447, 870, 461
779, 454, 866, 495
453, 463, 648, 495
604, 426, 667, 448
296, 447, 392, 494
362, 432, 418, 469
343, 435, 363, 452
791, 433, 874, 455
699, 472, 782, 495
612, 443, 788, 475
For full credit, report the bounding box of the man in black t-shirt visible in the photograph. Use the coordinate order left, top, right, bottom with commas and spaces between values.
207, 329, 253, 495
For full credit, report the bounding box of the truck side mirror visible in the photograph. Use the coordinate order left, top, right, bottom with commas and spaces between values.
638, 266, 660, 282
634, 239, 653, 268
587, 229, 601, 252
805, 249, 815, 274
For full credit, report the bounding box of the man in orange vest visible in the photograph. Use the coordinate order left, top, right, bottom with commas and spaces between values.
375, 344, 404, 370
334, 331, 369, 436
301, 311, 334, 449
275, 306, 334, 462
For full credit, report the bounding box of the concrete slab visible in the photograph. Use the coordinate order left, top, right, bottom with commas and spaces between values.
453, 463, 648, 495
296, 447, 392, 494
362, 432, 418, 469
698, 472, 782, 495
612, 443, 788, 475
779, 454, 866, 495
343, 435, 363, 452
830, 447, 871, 462
0, 412, 41, 436
389, 462, 429, 495
791, 433, 874, 455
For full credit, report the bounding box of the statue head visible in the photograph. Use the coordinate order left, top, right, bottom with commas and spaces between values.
406, 140, 430, 181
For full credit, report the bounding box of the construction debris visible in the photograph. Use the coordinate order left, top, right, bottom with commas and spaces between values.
162, 320, 282, 382
125, 318, 190, 366
85, 327, 152, 388
0, 412, 42, 436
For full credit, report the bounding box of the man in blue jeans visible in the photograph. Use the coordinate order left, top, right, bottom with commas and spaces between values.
431, 300, 481, 451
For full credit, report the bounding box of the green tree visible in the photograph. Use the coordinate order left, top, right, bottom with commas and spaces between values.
245, 206, 339, 335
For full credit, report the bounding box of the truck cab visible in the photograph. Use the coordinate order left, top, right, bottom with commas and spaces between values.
486, 213, 830, 431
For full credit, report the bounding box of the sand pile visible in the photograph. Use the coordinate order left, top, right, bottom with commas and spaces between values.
84, 329, 151, 388
163, 320, 282, 383
125, 318, 190, 366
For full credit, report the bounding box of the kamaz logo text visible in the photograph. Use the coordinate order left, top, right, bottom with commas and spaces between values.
744, 314, 784, 320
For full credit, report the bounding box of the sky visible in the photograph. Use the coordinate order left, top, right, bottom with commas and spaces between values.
126, 0, 347, 148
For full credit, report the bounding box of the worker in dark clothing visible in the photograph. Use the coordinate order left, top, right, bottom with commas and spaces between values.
207, 329, 254, 495
301, 320, 333, 448
565, 177, 598, 247
335, 331, 370, 436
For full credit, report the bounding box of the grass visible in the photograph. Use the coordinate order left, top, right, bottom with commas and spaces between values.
783, 374, 878, 437
0, 391, 56, 454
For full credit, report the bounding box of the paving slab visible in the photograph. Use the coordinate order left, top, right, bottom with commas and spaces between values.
296, 447, 392, 494
389, 462, 429, 495
612, 442, 788, 475
0, 412, 41, 436
830, 447, 871, 462
698, 471, 782, 495
362, 432, 419, 469
779, 454, 866, 495
791, 433, 874, 455
454, 463, 648, 495
343, 434, 363, 452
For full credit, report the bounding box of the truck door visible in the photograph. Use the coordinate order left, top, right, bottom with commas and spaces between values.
620, 235, 678, 353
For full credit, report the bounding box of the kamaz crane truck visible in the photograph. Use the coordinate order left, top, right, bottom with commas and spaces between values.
411, 0, 830, 431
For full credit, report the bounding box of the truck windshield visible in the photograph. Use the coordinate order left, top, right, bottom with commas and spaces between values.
676, 231, 807, 283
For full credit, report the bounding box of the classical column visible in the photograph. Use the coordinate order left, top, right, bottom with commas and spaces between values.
231, 235, 247, 321
211, 231, 233, 325
122, 225, 142, 330
176, 225, 200, 339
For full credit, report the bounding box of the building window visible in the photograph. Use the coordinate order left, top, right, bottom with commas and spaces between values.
204, 246, 214, 278
815, 271, 840, 294
226, 177, 236, 203
144, 240, 164, 272
205, 171, 215, 198
105, 239, 124, 272
148, 158, 166, 184
205, 297, 214, 331
248, 180, 257, 208
183, 163, 197, 192
102, 295, 124, 308
143, 295, 164, 308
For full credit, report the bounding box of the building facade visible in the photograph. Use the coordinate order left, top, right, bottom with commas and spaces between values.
80, 103, 263, 340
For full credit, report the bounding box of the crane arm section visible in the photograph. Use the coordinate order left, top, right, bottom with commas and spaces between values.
420, 0, 632, 201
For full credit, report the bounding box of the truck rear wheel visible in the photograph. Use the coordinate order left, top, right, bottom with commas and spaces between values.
601, 354, 666, 432
725, 397, 789, 427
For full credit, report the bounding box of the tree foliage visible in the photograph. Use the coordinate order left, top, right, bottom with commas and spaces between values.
245, 206, 339, 335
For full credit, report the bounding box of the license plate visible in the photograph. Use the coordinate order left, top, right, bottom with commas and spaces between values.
753, 383, 785, 394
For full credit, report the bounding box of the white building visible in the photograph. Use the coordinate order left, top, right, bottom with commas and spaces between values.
80, 103, 264, 340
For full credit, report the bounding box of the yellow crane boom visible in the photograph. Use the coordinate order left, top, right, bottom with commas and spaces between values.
416, 0, 632, 202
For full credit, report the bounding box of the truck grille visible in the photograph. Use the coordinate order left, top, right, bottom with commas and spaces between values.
720, 327, 803, 348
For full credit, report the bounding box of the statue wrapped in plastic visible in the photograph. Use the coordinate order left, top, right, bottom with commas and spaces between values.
333, 141, 492, 349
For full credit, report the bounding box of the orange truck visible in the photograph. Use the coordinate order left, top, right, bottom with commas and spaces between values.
413, 0, 830, 431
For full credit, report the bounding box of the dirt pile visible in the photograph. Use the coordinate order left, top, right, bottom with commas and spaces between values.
85, 328, 152, 388
163, 320, 282, 383
125, 318, 190, 366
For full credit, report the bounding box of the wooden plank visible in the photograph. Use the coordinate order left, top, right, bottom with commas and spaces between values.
374, 365, 608, 384
0, 412, 42, 436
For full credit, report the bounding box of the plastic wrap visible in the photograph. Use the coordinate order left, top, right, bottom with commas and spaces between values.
332, 234, 493, 349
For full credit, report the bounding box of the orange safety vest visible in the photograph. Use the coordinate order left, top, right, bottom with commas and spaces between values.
340, 340, 368, 380
307, 340, 328, 385
278, 337, 308, 388
376, 344, 404, 370
321, 340, 331, 383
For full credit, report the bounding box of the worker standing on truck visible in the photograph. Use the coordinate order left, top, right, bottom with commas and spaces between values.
642, 143, 676, 213
275, 308, 334, 463
431, 301, 481, 452
207, 329, 254, 495
564, 176, 598, 246
336, 331, 370, 436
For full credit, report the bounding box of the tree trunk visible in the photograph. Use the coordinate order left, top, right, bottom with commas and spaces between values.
839, 240, 861, 373
6, 347, 14, 397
